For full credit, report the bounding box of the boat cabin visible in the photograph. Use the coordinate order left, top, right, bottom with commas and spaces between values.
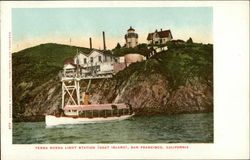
63, 104, 132, 118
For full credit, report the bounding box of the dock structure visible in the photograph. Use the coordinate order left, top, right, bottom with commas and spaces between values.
60, 49, 116, 109
60, 70, 113, 109
60, 69, 113, 81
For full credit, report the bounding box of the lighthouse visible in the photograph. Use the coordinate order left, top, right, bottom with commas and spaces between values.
125, 26, 138, 48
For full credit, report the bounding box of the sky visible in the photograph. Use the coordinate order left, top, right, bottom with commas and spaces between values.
12, 7, 213, 52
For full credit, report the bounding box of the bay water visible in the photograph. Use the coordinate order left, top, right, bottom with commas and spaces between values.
13, 113, 213, 144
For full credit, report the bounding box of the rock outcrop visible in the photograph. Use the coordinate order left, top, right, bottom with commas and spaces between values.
87, 72, 213, 116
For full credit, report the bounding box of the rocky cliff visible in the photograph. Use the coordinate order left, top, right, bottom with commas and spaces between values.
12, 42, 213, 121
88, 71, 213, 115
17, 66, 213, 120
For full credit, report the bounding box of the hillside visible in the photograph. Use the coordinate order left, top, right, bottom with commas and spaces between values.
12, 43, 90, 117
12, 42, 213, 121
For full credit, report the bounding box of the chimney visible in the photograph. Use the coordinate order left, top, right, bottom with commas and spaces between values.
161, 28, 162, 31
89, 37, 92, 49
102, 31, 106, 50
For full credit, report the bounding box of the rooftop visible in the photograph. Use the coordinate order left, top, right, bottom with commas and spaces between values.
147, 29, 173, 40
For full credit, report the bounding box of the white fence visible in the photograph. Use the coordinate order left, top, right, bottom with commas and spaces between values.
59, 69, 114, 80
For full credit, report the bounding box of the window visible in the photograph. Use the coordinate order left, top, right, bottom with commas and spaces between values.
111, 105, 118, 110
90, 57, 93, 63
104, 55, 107, 62
76, 58, 79, 64
98, 56, 102, 62
84, 58, 87, 64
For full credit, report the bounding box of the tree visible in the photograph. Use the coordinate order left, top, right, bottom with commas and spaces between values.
186, 37, 193, 43
115, 43, 121, 49
166, 41, 176, 50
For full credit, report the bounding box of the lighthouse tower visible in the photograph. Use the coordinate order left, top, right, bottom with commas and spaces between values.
125, 26, 138, 48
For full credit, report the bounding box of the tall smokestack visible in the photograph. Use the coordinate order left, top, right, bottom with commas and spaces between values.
102, 31, 106, 50
89, 37, 92, 49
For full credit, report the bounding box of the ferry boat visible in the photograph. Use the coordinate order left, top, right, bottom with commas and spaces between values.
46, 103, 134, 126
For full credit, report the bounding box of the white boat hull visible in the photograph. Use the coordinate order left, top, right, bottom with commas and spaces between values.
45, 114, 134, 126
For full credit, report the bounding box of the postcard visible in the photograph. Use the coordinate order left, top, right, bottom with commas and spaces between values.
1, 1, 249, 159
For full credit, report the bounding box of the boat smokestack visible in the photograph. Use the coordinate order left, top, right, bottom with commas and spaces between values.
89, 37, 92, 49
103, 31, 106, 50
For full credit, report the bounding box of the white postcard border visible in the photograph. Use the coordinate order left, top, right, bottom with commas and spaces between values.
1, 1, 249, 159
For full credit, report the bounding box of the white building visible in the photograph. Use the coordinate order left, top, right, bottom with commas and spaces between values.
63, 49, 147, 79
63, 58, 77, 78
125, 26, 138, 48
147, 29, 173, 45
74, 49, 117, 74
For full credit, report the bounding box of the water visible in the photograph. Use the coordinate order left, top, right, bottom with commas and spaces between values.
13, 113, 213, 144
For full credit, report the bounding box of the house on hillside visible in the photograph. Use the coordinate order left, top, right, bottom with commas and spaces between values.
147, 29, 173, 45
74, 49, 117, 75
125, 26, 138, 48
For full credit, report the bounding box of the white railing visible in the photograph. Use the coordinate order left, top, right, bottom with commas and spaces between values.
60, 69, 114, 80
